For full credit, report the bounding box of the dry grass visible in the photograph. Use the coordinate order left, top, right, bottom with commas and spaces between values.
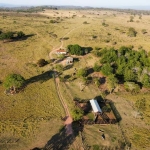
107, 93, 150, 149
82, 124, 123, 149
0, 9, 150, 149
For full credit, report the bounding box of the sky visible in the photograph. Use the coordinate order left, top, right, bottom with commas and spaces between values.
0, 0, 150, 7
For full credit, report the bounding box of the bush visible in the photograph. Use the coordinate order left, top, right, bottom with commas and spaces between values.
93, 145, 100, 150
55, 64, 64, 73
17, 31, 25, 38
93, 63, 101, 72
50, 20, 57, 23
83, 21, 88, 24
141, 29, 147, 34
37, 59, 47, 67
77, 68, 87, 78
95, 47, 101, 50
104, 39, 110, 43
102, 105, 111, 112
101, 63, 113, 76
127, 27, 137, 37
124, 82, 140, 94
112, 41, 117, 45
71, 108, 83, 121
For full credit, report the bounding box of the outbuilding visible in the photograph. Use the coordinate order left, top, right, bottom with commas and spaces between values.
90, 99, 102, 113
56, 49, 67, 55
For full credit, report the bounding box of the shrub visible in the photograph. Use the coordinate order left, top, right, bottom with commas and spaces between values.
101, 63, 113, 76
141, 29, 147, 34
37, 59, 47, 67
83, 21, 88, 24
93, 63, 101, 72
104, 39, 110, 43
93, 145, 100, 150
95, 47, 101, 50
50, 20, 57, 23
77, 68, 87, 78
71, 108, 83, 121
112, 41, 117, 45
124, 82, 140, 94
102, 105, 111, 112
127, 27, 137, 37
17, 31, 25, 38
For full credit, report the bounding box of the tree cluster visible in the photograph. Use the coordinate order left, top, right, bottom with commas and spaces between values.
0, 31, 25, 42
67, 44, 84, 55
98, 46, 150, 88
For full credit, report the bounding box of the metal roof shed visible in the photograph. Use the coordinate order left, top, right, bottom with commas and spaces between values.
90, 99, 102, 113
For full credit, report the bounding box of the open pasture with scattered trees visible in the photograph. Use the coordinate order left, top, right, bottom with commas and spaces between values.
0, 8, 150, 150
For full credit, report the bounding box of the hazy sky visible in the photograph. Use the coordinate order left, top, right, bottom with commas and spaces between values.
1, 0, 150, 7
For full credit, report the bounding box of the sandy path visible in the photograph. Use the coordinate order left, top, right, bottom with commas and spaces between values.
49, 25, 83, 59
55, 77, 73, 135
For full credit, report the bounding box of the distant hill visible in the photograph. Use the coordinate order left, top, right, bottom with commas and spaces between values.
119, 6, 150, 10
0, 3, 150, 11
0, 3, 18, 7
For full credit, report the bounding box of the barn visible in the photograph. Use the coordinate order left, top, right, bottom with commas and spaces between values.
90, 99, 102, 113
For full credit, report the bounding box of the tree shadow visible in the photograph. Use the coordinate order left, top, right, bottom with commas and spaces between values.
82, 47, 93, 54
100, 77, 106, 84
42, 122, 80, 150
87, 68, 94, 76
26, 71, 54, 85
11, 34, 35, 42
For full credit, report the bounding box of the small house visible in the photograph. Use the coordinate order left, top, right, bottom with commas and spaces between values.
56, 49, 67, 55
66, 57, 73, 65
90, 99, 102, 113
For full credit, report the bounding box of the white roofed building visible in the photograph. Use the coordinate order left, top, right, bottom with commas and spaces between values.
90, 99, 102, 113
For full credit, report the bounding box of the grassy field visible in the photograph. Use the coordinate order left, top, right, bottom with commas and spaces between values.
0, 9, 150, 149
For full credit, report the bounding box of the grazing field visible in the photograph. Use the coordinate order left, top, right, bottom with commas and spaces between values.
0, 9, 150, 150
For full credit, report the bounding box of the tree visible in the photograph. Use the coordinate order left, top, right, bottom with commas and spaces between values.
71, 108, 84, 121
127, 27, 137, 37
67, 44, 84, 55
106, 74, 118, 93
3, 74, 25, 92
130, 16, 134, 22
93, 78, 101, 87
77, 68, 87, 78
17, 31, 25, 38
141, 74, 150, 87
93, 63, 101, 72
101, 63, 113, 76
0, 31, 14, 42
124, 69, 137, 81
37, 59, 47, 67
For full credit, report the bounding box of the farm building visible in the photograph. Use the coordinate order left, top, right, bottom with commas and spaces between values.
66, 57, 73, 65
90, 99, 102, 113
56, 49, 67, 55
74, 99, 118, 125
